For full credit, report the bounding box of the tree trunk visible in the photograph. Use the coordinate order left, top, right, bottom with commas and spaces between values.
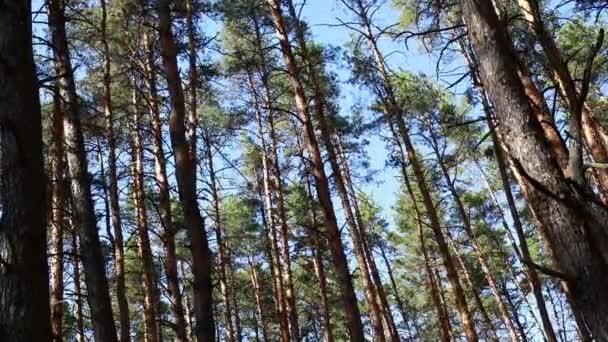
279, 2, 385, 340
50, 85, 66, 342
389, 121, 452, 342
157, 1, 216, 340
71, 231, 86, 342
185, 0, 198, 162
48, 0, 118, 340
304, 176, 335, 342
203, 131, 236, 342
347, 2, 477, 337
517, 0, 608, 193
100, 0, 131, 339
0, 0, 51, 338
130, 81, 160, 342
431, 132, 519, 342
335, 138, 400, 341
248, 259, 270, 342
445, 231, 498, 341
461, 0, 608, 338
458, 37, 559, 342
248, 70, 291, 342
143, 30, 188, 342
265, 2, 366, 340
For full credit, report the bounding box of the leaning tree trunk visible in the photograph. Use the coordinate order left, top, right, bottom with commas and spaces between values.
265, 2, 366, 340
461, 0, 608, 338
48, 0, 118, 340
431, 133, 519, 342
458, 37, 559, 342
249, 259, 270, 342
0, 0, 51, 338
158, 0, 216, 340
142, 30, 188, 342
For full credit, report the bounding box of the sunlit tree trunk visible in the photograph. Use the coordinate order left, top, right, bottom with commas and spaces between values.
461, 0, 608, 337
265, 2, 366, 340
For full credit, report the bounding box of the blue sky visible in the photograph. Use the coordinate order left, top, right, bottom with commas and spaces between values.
299, 0, 443, 224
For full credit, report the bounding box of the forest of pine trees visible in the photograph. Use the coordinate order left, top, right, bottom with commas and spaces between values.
3, 0, 608, 340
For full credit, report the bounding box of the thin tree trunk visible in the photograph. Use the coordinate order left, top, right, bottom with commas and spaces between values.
248, 70, 291, 342
229, 263, 243, 342
266, 4, 366, 340
276, 2, 384, 339
248, 259, 270, 342
50, 85, 66, 342
378, 241, 419, 340
130, 81, 160, 342
461, 1, 608, 338
346, 3, 477, 337
142, 30, 188, 342
48, 0, 118, 340
203, 132, 236, 342
304, 176, 335, 342
390, 121, 452, 342
158, 1, 216, 340
267, 90, 300, 342
0, 0, 51, 337
445, 230, 498, 341
431, 131, 519, 342
185, 0, 198, 161
335, 138, 400, 341
99, 0, 131, 339
71, 231, 86, 342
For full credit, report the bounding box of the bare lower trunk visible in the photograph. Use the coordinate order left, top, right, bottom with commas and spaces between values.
48, 0, 118, 340
249, 259, 270, 342
0, 0, 51, 338
158, 1, 216, 339
71, 232, 86, 342
143, 31, 188, 342
130, 82, 159, 342
50, 86, 66, 342
99, 1, 131, 339
204, 133, 236, 342
248, 70, 291, 342
390, 121, 452, 342
304, 177, 335, 342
